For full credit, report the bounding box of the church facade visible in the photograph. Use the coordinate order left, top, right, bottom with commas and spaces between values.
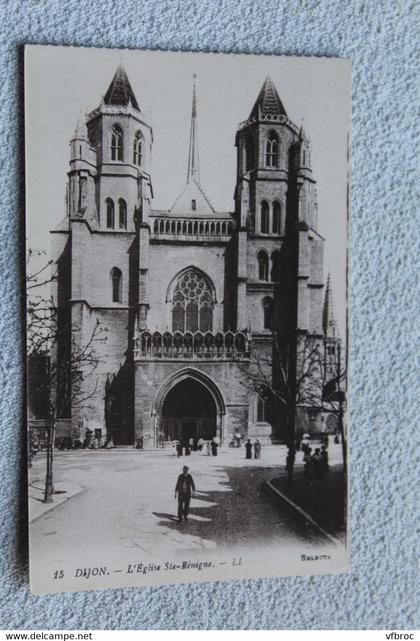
51, 66, 337, 447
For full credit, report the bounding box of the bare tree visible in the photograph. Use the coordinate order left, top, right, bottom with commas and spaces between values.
240, 331, 346, 484
319, 339, 347, 477
27, 249, 107, 502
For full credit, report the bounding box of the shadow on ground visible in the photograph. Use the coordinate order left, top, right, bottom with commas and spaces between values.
153, 464, 323, 548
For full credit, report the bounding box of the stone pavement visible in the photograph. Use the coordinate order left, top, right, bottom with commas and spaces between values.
28, 442, 342, 574
28, 461, 83, 523
270, 463, 347, 540
28, 438, 344, 524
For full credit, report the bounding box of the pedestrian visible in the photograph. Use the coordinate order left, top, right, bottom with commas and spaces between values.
174, 465, 195, 522
176, 441, 183, 457
185, 440, 191, 456
253, 439, 261, 459
206, 441, 211, 456
234, 430, 242, 448
320, 445, 329, 475
245, 439, 252, 459
303, 446, 313, 479
211, 438, 218, 456
285, 448, 295, 484
312, 448, 323, 479
189, 437, 194, 452
198, 437, 204, 451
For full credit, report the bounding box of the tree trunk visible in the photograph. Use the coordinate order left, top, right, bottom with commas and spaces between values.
43, 418, 55, 503
285, 411, 296, 487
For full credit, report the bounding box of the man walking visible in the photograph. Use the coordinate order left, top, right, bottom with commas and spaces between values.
174, 465, 196, 522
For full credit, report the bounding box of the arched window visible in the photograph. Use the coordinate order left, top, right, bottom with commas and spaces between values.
171, 269, 215, 332
111, 267, 122, 303
260, 201, 269, 233
262, 296, 273, 329
257, 397, 266, 422
272, 201, 281, 234
265, 131, 278, 167
111, 125, 123, 161
106, 198, 115, 229
118, 198, 127, 229
133, 130, 142, 166
258, 250, 269, 281
245, 136, 254, 171
271, 250, 281, 282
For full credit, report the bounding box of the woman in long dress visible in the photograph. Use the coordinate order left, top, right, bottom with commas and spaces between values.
245, 439, 252, 459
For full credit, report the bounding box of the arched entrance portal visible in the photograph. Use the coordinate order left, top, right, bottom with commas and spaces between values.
162, 378, 217, 442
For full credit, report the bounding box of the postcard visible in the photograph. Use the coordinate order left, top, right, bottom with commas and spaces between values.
26, 45, 350, 593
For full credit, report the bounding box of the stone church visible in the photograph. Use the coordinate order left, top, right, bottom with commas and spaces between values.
51, 65, 338, 447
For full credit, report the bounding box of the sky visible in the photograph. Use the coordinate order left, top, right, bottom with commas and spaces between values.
25, 46, 350, 336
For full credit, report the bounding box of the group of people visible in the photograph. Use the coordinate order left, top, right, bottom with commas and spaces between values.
175, 437, 220, 457
245, 438, 262, 459
83, 435, 114, 450
302, 443, 329, 479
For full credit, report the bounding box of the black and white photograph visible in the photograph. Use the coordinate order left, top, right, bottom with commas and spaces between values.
25, 46, 350, 593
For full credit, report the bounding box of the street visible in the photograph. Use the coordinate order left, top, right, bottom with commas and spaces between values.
28, 444, 346, 590
30, 445, 335, 555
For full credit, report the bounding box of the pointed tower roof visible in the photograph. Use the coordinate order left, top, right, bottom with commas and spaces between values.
323, 273, 339, 338
103, 64, 140, 111
249, 76, 287, 120
73, 113, 88, 140
299, 122, 307, 141
187, 75, 200, 183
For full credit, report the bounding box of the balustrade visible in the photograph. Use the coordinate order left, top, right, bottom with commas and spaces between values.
151, 217, 234, 239
134, 329, 250, 360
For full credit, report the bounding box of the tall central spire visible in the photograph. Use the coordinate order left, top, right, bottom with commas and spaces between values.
187, 75, 200, 183
323, 273, 339, 338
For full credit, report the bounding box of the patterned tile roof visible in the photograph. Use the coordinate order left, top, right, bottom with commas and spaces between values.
249, 76, 287, 120
103, 65, 140, 111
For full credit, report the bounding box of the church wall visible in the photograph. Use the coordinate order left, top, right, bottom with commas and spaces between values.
298, 233, 324, 333
71, 221, 91, 301
51, 231, 70, 304
245, 291, 272, 333
97, 174, 138, 232
256, 123, 295, 172
146, 243, 227, 331
309, 286, 324, 334
68, 220, 134, 441
70, 303, 131, 441
81, 231, 134, 307
309, 233, 324, 284
98, 114, 138, 166
246, 237, 284, 281
253, 180, 288, 237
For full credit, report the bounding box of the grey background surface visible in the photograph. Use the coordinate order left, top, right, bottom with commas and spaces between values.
0, 0, 417, 630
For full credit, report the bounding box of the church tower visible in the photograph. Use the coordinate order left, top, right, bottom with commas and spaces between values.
234, 76, 326, 439
323, 273, 341, 381
234, 76, 300, 338
59, 65, 154, 444
84, 64, 153, 232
